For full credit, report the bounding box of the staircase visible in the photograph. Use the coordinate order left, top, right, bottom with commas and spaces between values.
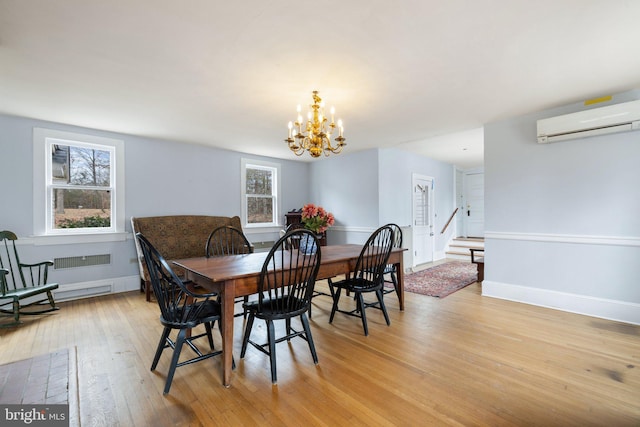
446, 237, 484, 261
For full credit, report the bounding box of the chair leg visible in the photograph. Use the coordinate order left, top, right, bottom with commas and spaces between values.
46, 291, 57, 309
355, 292, 369, 336
243, 296, 249, 318
13, 300, 20, 324
391, 271, 400, 303
286, 318, 292, 341
145, 280, 151, 302
266, 319, 277, 384
205, 322, 215, 350
164, 329, 187, 395
376, 289, 391, 326
240, 312, 255, 358
329, 287, 342, 323
151, 327, 171, 371
327, 279, 335, 298
300, 313, 318, 364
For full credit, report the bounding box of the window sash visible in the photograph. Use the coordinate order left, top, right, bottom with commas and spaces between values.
34, 128, 124, 237
241, 159, 280, 228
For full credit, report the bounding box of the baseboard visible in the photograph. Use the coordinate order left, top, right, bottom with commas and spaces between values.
53, 275, 140, 302
482, 280, 640, 325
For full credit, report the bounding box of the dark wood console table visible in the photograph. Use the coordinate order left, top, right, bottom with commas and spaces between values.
285, 209, 327, 246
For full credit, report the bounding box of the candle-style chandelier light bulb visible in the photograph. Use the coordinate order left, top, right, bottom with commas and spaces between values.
285, 91, 346, 158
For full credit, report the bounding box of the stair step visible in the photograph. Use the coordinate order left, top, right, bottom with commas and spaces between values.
446, 252, 473, 261
450, 243, 483, 249
447, 237, 484, 261
447, 248, 477, 255
451, 240, 484, 247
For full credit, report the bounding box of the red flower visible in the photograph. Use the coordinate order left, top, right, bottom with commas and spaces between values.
300, 203, 334, 233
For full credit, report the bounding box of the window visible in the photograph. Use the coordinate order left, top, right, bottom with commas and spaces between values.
34, 128, 125, 236
241, 159, 280, 228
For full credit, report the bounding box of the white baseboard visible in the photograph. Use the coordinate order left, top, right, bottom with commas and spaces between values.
482, 280, 640, 325
53, 275, 140, 302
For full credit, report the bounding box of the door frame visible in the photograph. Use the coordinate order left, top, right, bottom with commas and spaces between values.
461, 169, 485, 238
411, 173, 435, 267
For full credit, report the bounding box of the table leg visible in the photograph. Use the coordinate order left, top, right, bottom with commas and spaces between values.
221, 279, 235, 387
396, 258, 405, 311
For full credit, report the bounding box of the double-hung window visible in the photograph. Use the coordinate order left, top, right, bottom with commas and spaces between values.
34, 128, 125, 236
241, 159, 280, 228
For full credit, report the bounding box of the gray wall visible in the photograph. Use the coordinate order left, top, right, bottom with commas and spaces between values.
309, 149, 380, 228
2, 112, 455, 294
0, 113, 309, 288
309, 146, 455, 256
483, 90, 640, 324
378, 147, 455, 251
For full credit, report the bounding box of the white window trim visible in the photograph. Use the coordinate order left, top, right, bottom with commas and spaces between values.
241, 158, 281, 229
33, 128, 125, 240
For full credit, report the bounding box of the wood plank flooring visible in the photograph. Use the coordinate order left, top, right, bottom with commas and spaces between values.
1, 277, 638, 426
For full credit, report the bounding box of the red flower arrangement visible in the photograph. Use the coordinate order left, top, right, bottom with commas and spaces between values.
301, 203, 335, 234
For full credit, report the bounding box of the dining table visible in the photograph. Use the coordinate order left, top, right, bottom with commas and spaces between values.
173, 244, 406, 387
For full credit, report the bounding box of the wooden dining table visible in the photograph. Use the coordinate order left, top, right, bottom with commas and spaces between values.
174, 244, 406, 387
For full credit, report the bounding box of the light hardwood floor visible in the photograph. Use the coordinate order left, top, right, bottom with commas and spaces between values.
1, 277, 639, 426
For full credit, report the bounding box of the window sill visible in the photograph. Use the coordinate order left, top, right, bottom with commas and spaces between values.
243, 225, 284, 235
21, 232, 130, 246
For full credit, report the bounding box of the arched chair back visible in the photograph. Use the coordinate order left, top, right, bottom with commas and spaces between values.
352, 225, 394, 291
205, 226, 253, 258
259, 229, 320, 317
329, 225, 394, 335
136, 232, 224, 394
283, 222, 306, 250
240, 229, 321, 383
205, 225, 253, 318
382, 223, 403, 301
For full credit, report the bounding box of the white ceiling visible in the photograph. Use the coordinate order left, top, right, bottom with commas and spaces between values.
1, 1, 639, 169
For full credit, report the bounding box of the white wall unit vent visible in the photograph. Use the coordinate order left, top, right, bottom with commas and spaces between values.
537, 99, 640, 143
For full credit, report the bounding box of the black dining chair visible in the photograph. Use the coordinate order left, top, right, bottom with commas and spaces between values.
283, 223, 333, 319
205, 225, 254, 318
284, 222, 335, 318
240, 229, 321, 384
329, 225, 394, 336
205, 225, 254, 258
381, 223, 403, 303
136, 232, 227, 395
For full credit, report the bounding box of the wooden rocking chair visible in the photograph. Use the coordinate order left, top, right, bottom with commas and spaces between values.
0, 231, 59, 327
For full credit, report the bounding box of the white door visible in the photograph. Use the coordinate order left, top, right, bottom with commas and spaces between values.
412, 174, 434, 267
464, 172, 484, 237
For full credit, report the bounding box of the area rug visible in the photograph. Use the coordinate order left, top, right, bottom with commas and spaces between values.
403, 261, 478, 298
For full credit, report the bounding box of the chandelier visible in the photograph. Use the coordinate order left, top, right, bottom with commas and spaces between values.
285, 91, 346, 158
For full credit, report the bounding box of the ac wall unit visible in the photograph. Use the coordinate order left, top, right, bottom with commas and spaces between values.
537, 99, 640, 143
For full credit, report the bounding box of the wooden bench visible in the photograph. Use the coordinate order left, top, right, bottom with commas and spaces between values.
470, 248, 484, 282
0, 230, 59, 327
131, 215, 249, 301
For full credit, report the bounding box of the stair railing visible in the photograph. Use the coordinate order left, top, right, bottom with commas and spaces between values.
440, 208, 459, 234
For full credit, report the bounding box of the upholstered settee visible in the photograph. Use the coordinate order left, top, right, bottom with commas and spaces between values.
131, 215, 246, 301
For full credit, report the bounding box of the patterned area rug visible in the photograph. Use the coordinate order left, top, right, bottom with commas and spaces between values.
403, 261, 478, 298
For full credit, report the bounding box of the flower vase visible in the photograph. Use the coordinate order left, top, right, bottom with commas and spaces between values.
299, 233, 318, 255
